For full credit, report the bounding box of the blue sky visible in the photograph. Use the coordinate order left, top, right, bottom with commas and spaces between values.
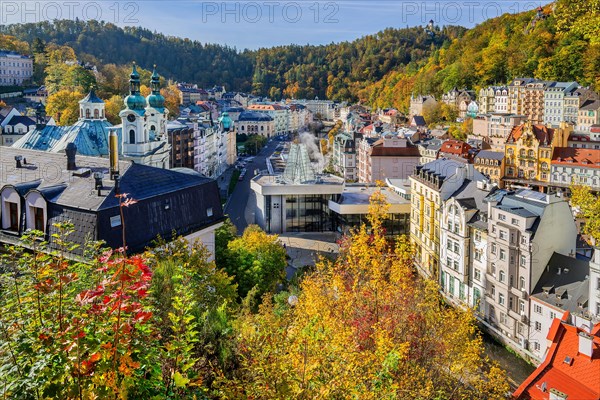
2, 1, 547, 49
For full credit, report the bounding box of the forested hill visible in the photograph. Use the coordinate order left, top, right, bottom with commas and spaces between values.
362, 0, 600, 111
0, 20, 464, 100
2, 0, 597, 108
0, 20, 255, 92
248, 26, 465, 101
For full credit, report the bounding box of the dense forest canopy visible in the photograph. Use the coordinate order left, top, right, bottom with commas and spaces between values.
1, 0, 598, 110
0, 19, 463, 101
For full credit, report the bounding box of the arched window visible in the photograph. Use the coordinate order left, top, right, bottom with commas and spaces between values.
528, 150, 535, 158
261, 126, 264, 131
85, 108, 90, 119
151, 125, 156, 131
94, 109, 99, 119
519, 149, 526, 157
129, 129, 135, 144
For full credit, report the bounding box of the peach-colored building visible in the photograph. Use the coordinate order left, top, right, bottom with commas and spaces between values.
357, 134, 420, 183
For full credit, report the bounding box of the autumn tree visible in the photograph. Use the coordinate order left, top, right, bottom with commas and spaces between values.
161, 83, 182, 118
570, 185, 600, 244
219, 225, 286, 300
148, 236, 238, 393
218, 190, 509, 399
45, 89, 82, 125
104, 94, 124, 124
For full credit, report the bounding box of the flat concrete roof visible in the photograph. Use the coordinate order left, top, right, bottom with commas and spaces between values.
251, 173, 345, 196
329, 185, 410, 215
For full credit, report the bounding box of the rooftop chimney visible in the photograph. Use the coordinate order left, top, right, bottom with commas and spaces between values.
578, 332, 594, 358
93, 171, 104, 196
109, 129, 119, 180
14, 155, 22, 168
114, 174, 120, 195
65, 142, 77, 171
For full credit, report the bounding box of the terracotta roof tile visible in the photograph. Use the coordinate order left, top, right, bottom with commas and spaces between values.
552, 147, 600, 169
514, 317, 600, 400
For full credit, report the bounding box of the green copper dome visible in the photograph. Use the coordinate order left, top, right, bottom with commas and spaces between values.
124, 63, 146, 111
146, 65, 165, 110
218, 111, 233, 131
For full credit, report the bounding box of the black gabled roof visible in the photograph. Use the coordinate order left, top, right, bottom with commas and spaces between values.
98, 163, 214, 210
5, 115, 36, 126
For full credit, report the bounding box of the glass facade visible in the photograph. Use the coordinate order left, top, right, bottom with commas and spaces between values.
333, 212, 410, 238
285, 195, 335, 232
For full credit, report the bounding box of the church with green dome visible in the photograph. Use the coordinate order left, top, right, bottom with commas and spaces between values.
13, 64, 171, 169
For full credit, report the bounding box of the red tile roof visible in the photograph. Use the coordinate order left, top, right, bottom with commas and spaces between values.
513, 314, 600, 400
439, 140, 472, 156
552, 147, 600, 169
508, 123, 556, 145
248, 104, 285, 111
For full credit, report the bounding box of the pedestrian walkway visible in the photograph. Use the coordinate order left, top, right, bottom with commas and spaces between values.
278, 232, 340, 279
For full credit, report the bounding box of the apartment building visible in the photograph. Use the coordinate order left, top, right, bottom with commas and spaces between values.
409, 160, 487, 281
471, 113, 527, 151
0, 51, 33, 85
357, 134, 420, 183
543, 81, 580, 126
503, 122, 572, 190
484, 190, 576, 355
332, 131, 357, 181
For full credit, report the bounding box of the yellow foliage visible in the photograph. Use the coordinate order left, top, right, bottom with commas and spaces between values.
46, 90, 83, 126
218, 189, 509, 398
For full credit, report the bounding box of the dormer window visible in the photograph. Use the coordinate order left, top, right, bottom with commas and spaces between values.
25, 192, 47, 233
1, 188, 20, 232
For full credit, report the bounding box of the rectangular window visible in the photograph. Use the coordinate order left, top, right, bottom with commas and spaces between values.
491, 243, 497, 254
474, 268, 481, 281
498, 213, 506, 221
511, 218, 519, 226
550, 311, 556, 320
500, 249, 506, 261
534, 304, 542, 314
535, 321, 541, 331
453, 242, 460, 253
534, 342, 541, 351
520, 255, 526, 267
475, 231, 481, 242
520, 276, 526, 290
33, 207, 44, 232
8, 202, 18, 231
499, 230, 506, 240
519, 300, 525, 313
499, 293, 505, 305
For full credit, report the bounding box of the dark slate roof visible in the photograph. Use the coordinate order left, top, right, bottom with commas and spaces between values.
13, 120, 122, 156
5, 115, 36, 126
475, 150, 505, 161
531, 252, 590, 314
412, 116, 426, 126
98, 164, 215, 210
238, 111, 273, 122
1, 146, 131, 211
79, 89, 104, 104
0, 147, 221, 214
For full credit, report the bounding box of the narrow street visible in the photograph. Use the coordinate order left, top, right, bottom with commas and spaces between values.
224, 139, 280, 234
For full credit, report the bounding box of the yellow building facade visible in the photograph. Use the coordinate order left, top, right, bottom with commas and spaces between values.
503, 122, 572, 189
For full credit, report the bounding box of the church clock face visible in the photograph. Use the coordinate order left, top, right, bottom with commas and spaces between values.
127, 114, 136, 123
